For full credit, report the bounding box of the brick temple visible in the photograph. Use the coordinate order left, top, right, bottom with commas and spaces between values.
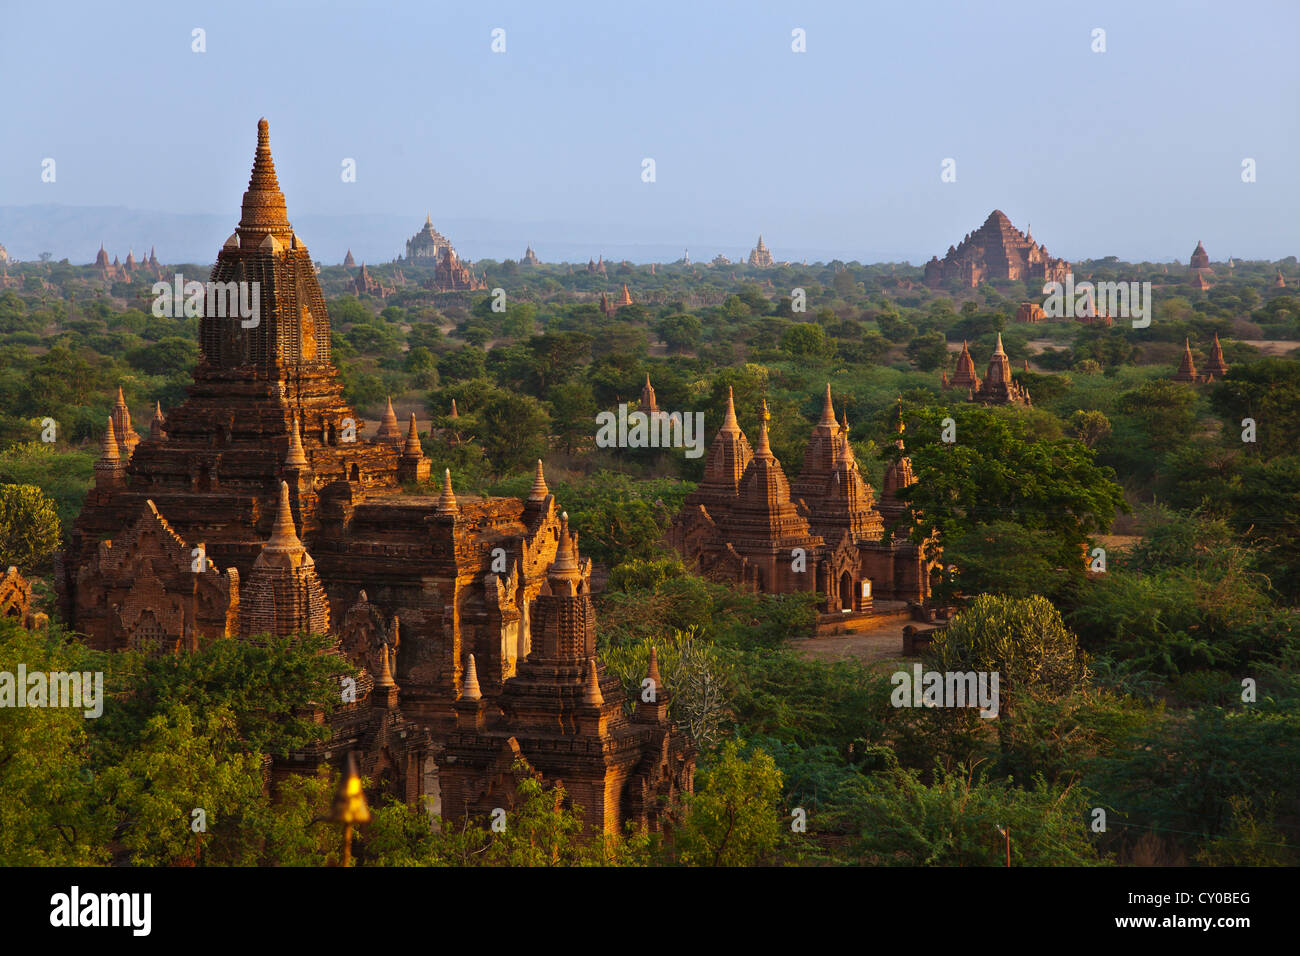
1172, 334, 1229, 384
57, 119, 693, 835
924, 210, 1069, 288
940, 334, 1031, 406
1188, 240, 1214, 289
668, 386, 932, 622
405, 214, 453, 261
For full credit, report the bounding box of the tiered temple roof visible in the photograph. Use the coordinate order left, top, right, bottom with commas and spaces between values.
669, 386, 931, 612
924, 210, 1068, 288
405, 214, 452, 261
947, 341, 981, 393
1189, 240, 1213, 275
970, 333, 1031, 406
59, 118, 693, 835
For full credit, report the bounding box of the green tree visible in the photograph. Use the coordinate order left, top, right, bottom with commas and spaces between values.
1210, 358, 1300, 461
656, 313, 701, 353
0, 622, 108, 865
899, 405, 1125, 571
930, 595, 1089, 703
944, 521, 1068, 600
99, 703, 268, 866
1068, 409, 1112, 448
832, 764, 1103, 866
0, 483, 61, 572
479, 392, 550, 474
906, 330, 948, 371
675, 741, 784, 866
780, 322, 832, 359
548, 381, 597, 455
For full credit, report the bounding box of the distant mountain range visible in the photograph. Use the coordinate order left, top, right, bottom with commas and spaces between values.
0, 204, 870, 268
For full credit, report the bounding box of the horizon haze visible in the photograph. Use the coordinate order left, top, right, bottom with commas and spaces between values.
2, 0, 1297, 264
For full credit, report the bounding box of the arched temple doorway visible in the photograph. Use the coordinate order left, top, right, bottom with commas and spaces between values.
839, 571, 854, 612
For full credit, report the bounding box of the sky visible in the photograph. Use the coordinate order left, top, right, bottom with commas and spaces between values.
2, 0, 1297, 264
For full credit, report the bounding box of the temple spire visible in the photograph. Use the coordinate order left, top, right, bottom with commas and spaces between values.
754, 399, 773, 456
528, 459, 549, 502
721, 385, 740, 432
550, 511, 581, 579
583, 658, 604, 706
402, 412, 422, 458
436, 468, 458, 513
375, 641, 397, 689
264, 481, 303, 553
461, 654, 482, 701
285, 416, 308, 468
647, 646, 663, 697
993, 332, 1006, 356
376, 396, 401, 442
149, 401, 166, 441
99, 417, 120, 465
819, 383, 836, 426
237, 118, 292, 245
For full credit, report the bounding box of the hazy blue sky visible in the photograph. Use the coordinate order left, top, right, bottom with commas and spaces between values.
2, 0, 1297, 263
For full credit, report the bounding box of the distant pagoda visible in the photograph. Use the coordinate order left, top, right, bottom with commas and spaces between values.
1204, 332, 1229, 380
924, 210, 1068, 288
1188, 241, 1213, 280
1173, 338, 1200, 383
748, 235, 774, 268
405, 214, 452, 261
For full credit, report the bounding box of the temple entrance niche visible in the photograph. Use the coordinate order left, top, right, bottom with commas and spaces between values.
839, 571, 854, 612
422, 755, 442, 825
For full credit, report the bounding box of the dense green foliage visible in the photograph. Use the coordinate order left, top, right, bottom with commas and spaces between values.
1, 254, 1297, 866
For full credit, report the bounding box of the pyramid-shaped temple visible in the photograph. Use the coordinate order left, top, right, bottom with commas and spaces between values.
57, 120, 693, 834
924, 210, 1069, 288
668, 386, 932, 621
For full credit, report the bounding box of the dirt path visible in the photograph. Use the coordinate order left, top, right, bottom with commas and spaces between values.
790, 622, 910, 665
